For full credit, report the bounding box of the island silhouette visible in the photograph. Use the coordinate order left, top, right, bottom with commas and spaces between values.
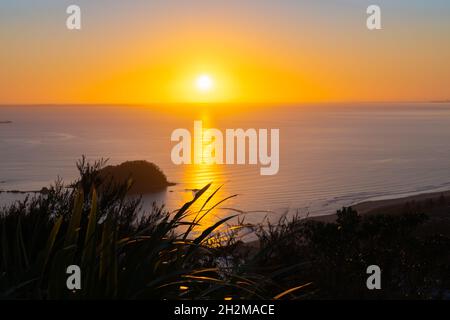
99, 160, 176, 194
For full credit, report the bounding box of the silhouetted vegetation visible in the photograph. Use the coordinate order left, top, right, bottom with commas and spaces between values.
249, 207, 450, 299
0, 159, 449, 299
0, 159, 297, 299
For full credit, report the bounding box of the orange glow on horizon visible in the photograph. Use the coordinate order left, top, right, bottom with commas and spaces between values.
1, 2, 449, 105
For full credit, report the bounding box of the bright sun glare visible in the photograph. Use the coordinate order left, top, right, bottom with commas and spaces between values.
195, 74, 213, 92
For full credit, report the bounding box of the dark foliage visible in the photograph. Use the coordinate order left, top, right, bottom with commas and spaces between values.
251, 207, 450, 299
1, 158, 449, 299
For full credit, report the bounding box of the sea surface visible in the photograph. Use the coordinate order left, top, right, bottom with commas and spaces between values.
1, 103, 450, 224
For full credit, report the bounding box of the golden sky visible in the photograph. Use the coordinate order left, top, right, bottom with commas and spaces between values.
1, 1, 450, 104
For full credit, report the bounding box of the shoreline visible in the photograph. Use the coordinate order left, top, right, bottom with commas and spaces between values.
3, 184, 450, 243
2, 185, 450, 216
240, 188, 450, 248
309, 189, 450, 224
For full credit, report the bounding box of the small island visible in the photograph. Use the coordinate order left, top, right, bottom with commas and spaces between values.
99, 160, 175, 194
0, 121, 12, 124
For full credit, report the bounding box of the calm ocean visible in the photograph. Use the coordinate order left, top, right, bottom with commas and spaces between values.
1, 103, 450, 223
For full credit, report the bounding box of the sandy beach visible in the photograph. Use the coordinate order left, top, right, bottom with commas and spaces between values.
308, 190, 450, 236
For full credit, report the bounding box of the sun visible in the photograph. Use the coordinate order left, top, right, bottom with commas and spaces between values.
174, 69, 232, 102
195, 74, 214, 92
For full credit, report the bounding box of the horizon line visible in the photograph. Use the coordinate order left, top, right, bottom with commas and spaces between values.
1, 100, 449, 107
